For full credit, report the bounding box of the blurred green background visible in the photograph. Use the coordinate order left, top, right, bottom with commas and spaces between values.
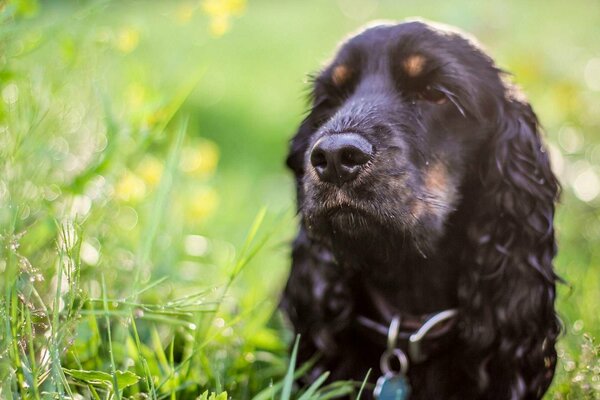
1, 0, 599, 398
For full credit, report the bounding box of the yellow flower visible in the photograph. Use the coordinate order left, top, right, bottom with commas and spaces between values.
209, 15, 230, 37
180, 140, 219, 176
201, 0, 246, 37
187, 188, 219, 220
136, 155, 164, 188
145, 107, 168, 128
125, 83, 147, 111
176, 2, 197, 24
115, 170, 146, 203
116, 27, 140, 53
202, 0, 226, 16
227, 0, 246, 16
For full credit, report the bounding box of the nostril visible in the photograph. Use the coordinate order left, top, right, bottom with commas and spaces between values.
310, 147, 328, 169
340, 145, 371, 167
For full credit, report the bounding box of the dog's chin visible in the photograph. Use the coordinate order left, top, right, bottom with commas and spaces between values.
304, 204, 439, 260
305, 204, 397, 246
327, 206, 374, 236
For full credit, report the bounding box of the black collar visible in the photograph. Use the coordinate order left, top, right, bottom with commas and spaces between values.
354, 309, 459, 363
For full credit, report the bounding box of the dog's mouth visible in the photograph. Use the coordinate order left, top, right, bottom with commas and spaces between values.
303, 176, 421, 240
316, 198, 372, 218
308, 200, 380, 230
325, 203, 362, 216
305, 181, 393, 224
326, 203, 369, 222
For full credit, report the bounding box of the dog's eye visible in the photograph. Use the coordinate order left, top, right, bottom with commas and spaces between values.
418, 86, 448, 104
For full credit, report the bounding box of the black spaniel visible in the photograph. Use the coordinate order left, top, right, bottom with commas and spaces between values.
281, 20, 560, 400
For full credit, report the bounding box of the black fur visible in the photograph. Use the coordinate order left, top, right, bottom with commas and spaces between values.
281, 21, 560, 399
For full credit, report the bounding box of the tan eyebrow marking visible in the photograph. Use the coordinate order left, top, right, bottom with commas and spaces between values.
332, 64, 351, 86
403, 54, 426, 77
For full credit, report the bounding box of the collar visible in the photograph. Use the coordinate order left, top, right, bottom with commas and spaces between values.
355, 309, 458, 363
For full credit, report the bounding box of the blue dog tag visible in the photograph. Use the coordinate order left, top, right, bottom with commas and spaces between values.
374, 374, 411, 400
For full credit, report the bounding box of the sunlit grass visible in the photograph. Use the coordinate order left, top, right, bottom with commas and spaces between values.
1, 0, 599, 399
0, 2, 293, 398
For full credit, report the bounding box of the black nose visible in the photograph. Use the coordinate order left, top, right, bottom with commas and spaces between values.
310, 133, 374, 185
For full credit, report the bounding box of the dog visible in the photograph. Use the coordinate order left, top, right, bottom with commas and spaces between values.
281, 20, 560, 399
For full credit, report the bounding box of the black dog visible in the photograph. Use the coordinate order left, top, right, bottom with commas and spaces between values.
281, 20, 560, 399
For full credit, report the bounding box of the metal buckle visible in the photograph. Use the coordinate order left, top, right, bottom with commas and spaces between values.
387, 315, 401, 350
408, 309, 458, 363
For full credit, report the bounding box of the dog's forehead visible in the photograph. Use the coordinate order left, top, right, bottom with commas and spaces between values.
327, 21, 495, 87
337, 21, 470, 62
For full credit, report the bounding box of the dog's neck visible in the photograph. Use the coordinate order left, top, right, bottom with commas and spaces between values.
361, 247, 460, 321
328, 226, 464, 322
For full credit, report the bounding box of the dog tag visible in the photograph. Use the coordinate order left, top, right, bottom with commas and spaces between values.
374, 374, 410, 400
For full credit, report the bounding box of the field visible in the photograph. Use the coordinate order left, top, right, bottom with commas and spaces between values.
1, 0, 599, 398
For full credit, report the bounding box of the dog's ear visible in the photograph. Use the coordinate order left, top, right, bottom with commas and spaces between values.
458, 92, 561, 397
280, 228, 355, 381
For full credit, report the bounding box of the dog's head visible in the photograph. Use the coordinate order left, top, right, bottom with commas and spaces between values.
287, 21, 555, 257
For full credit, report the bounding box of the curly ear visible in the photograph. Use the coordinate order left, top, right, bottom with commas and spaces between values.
280, 228, 354, 381
458, 95, 561, 398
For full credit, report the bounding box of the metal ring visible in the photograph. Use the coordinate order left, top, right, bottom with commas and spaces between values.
386, 315, 401, 350
380, 348, 409, 376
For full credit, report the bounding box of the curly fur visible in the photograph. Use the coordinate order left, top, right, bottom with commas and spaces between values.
281, 20, 560, 399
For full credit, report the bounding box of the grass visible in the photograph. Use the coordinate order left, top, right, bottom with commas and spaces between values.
1, 0, 599, 399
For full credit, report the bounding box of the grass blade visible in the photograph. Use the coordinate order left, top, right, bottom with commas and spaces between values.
298, 371, 330, 400
133, 117, 188, 293
101, 273, 121, 400
281, 335, 300, 400
356, 370, 371, 400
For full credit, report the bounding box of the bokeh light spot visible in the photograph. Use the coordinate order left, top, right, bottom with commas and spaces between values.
547, 143, 565, 178
558, 125, 583, 154
184, 235, 210, 257
70, 195, 92, 218
2, 83, 19, 104
116, 206, 139, 231
572, 166, 600, 202
81, 241, 100, 266
584, 57, 600, 91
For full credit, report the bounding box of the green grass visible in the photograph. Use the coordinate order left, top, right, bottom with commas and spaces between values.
1, 0, 599, 398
